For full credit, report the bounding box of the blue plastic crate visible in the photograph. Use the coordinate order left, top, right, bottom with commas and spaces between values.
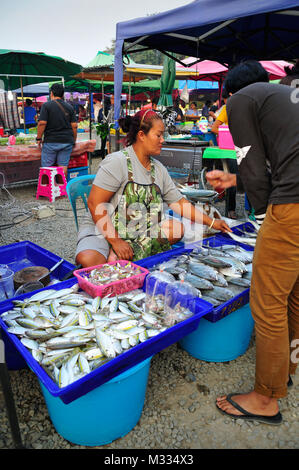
67, 166, 89, 182
0, 278, 212, 404
137, 237, 254, 323
187, 234, 254, 322
0, 241, 76, 369
0, 241, 75, 286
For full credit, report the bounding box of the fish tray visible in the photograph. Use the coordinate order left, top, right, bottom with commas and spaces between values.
0, 278, 212, 404
73, 260, 149, 298
188, 235, 254, 322
137, 239, 254, 323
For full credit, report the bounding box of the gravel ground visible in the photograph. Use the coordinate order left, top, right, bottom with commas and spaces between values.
0, 158, 298, 450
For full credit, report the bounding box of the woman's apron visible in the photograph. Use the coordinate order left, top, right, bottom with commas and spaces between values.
112, 150, 172, 261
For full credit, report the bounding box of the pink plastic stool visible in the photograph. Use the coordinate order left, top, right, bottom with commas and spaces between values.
36, 167, 67, 203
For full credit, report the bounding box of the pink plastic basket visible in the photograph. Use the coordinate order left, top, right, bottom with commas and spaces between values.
73, 260, 149, 298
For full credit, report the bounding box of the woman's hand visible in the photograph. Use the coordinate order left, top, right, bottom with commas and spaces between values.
110, 238, 134, 260
212, 219, 232, 233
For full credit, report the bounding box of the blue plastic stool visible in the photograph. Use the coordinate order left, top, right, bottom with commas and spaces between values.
179, 304, 254, 362
39, 357, 152, 446
66, 174, 95, 230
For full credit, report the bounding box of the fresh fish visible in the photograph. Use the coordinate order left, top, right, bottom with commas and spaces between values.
179, 273, 213, 290
192, 254, 232, 269
189, 261, 219, 282
78, 353, 91, 374
95, 329, 116, 358
213, 273, 229, 288
209, 286, 235, 302
201, 296, 222, 307
226, 231, 256, 247
44, 337, 88, 350
226, 277, 251, 288
21, 337, 39, 350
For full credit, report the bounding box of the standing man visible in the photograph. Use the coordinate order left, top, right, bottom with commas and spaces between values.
206, 61, 299, 425
36, 83, 77, 177
23, 99, 37, 129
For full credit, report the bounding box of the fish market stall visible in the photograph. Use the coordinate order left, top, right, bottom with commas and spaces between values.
0, 139, 96, 186
0, 248, 212, 445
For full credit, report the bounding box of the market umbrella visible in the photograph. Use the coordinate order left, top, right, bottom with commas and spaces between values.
0, 49, 82, 131
0, 49, 82, 89
159, 55, 176, 107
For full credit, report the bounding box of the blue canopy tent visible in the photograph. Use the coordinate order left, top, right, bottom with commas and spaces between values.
114, 0, 299, 123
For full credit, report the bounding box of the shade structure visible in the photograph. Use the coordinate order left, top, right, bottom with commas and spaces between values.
0, 49, 82, 90
176, 58, 293, 81
159, 56, 176, 106
114, 0, 299, 122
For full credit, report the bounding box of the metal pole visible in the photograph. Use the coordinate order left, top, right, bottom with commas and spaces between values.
88, 83, 92, 172
0, 330, 24, 448
19, 77, 26, 133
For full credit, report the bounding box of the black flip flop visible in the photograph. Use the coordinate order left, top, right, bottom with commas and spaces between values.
215, 393, 282, 426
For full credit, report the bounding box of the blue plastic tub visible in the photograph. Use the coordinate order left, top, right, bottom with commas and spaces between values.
39, 357, 152, 446
179, 304, 254, 362
0, 241, 75, 369
0, 278, 212, 403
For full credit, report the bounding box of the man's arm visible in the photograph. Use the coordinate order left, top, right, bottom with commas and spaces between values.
36, 120, 47, 143
227, 93, 271, 224
71, 122, 78, 142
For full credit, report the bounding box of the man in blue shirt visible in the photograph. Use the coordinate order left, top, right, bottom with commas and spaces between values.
23, 99, 37, 129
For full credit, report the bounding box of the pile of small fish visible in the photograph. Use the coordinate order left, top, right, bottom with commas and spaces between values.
2, 284, 193, 388
226, 222, 260, 247
150, 244, 253, 307
81, 262, 142, 286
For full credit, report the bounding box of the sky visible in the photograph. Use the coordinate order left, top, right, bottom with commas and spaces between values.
0, 0, 191, 66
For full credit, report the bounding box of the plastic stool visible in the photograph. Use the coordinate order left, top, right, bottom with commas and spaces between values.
36, 167, 67, 203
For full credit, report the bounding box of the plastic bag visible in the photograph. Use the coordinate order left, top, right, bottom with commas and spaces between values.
145, 271, 175, 316
164, 280, 197, 327
181, 82, 189, 104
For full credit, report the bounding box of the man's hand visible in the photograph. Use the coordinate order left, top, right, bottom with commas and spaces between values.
110, 238, 134, 260
206, 170, 237, 191
212, 219, 232, 233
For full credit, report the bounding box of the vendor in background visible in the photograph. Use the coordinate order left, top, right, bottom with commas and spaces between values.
75, 109, 231, 268
209, 99, 219, 121
207, 60, 299, 426
22, 99, 37, 129
78, 104, 87, 122
210, 89, 237, 219
185, 101, 199, 118
37, 83, 77, 178
172, 98, 184, 121
93, 96, 102, 123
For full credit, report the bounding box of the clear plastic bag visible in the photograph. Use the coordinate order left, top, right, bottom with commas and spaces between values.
145, 271, 175, 316
164, 280, 197, 327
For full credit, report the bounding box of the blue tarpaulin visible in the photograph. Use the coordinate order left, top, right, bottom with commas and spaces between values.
114, 0, 299, 123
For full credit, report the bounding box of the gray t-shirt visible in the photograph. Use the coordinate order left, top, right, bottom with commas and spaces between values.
80, 145, 182, 230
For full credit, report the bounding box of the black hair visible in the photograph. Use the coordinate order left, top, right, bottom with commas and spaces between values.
118, 111, 163, 146
280, 60, 299, 87
26, 99, 32, 106
152, 96, 159, 106
224, 60, 269, 94
205, 100, 211, 106
50, 83, 64, 98
190, 101, 197, 107
221, 88, 229, 100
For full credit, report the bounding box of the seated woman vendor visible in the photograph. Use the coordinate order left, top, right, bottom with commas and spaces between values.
76, 109, 231, 268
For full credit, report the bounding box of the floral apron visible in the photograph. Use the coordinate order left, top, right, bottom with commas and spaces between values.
112, 150, 171, 261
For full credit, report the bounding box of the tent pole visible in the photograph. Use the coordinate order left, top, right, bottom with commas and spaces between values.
128, 76, 131, 114
20, 77, 26, 133
89, 83, 92, 141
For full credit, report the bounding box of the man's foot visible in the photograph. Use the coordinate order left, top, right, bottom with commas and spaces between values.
216, 390, 279, 417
